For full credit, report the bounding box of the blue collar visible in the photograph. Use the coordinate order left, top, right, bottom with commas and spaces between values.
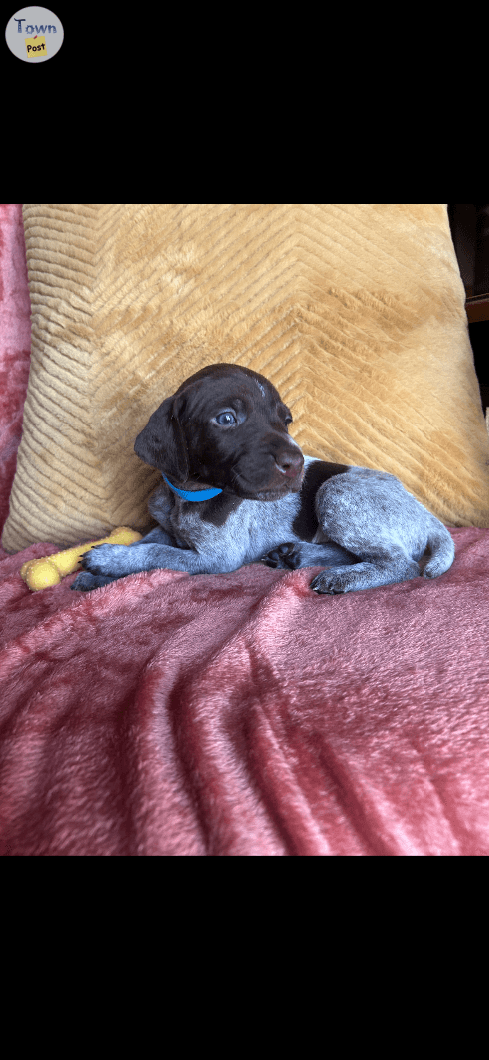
163, 475, 223, 502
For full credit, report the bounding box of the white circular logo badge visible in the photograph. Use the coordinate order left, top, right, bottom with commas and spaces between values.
5, 7, 64, 62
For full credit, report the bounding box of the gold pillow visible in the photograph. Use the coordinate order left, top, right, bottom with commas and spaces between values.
3, 203, 489, 552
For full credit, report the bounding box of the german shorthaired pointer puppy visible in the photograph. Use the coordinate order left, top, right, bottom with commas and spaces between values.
72, 363, 455, 595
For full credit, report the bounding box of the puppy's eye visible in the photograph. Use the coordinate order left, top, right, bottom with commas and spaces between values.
214, 411, 237, 427
285, 416, 293, 426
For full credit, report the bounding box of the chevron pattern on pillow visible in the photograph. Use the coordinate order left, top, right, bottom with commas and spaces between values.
3, 203, 488, 553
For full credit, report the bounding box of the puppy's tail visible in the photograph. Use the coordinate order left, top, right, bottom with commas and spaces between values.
423, 523, 455, 579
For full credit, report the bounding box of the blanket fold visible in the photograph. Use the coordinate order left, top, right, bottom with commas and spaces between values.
1, 531, 489, 856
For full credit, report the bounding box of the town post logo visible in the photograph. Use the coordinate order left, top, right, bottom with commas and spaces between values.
25, 34, 47, 58
5, 7, 64, 62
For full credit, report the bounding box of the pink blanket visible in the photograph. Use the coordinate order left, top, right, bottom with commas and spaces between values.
1, 204, 489, 856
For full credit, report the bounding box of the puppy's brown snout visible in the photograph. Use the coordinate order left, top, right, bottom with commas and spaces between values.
276, 453, 304, 478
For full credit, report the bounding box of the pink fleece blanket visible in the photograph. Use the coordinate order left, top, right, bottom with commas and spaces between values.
1, 204, 489, 856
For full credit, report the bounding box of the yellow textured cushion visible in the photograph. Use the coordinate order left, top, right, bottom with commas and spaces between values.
3, 203, 489, 552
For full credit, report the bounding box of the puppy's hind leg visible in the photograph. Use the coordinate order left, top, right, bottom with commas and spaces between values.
311, 472, 424, 594
310, 550, 421, 595
261, 541, 358, 570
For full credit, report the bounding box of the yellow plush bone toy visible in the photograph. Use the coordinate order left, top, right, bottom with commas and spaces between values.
21, 527, 142, 592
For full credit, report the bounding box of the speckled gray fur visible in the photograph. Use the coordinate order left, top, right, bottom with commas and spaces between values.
73, 458, 454, 595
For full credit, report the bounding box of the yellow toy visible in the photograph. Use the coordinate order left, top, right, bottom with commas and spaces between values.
21, 527, 143, 592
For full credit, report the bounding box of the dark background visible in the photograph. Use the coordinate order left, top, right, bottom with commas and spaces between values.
448, 204, 489, 413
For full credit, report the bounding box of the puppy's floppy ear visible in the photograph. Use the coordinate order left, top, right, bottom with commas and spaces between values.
134, 396, 189, 484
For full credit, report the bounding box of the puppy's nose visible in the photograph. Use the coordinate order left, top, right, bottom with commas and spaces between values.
276, 453, 304, 478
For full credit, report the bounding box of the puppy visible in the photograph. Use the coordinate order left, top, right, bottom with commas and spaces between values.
72, 363, 455, 594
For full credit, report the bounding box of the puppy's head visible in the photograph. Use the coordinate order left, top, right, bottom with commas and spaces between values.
134, 363, 304, 501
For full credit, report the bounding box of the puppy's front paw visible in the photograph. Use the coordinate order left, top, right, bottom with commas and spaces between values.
81, 543, 127, 577
71, 571, 116, 592
261, 543, 302, 570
